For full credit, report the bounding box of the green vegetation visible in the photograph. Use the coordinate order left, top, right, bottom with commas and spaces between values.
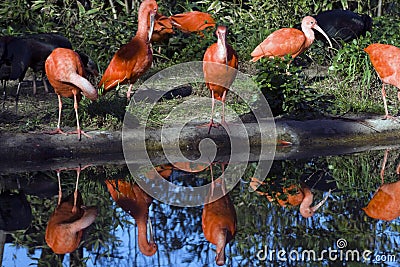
0, 0, 399, 132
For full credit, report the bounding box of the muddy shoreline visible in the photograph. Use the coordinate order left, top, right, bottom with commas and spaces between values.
1, 116, 400, 174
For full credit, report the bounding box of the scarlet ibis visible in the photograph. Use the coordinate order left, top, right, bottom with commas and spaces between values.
23, 33, 73, 94
250, 177, 330, 218
363, 149, 400, 221
98, 0, 158, 100
202, 181, 236, 266
169, 11, 215, 35
151, 12, 174, 43
203, 25, 238, 134
364, 44, 400, 119
105, 180, 157, 256
0, 33, 97, 113
45, 167, 97, 254
45, 48, 98, 140
251, 16, 333, 62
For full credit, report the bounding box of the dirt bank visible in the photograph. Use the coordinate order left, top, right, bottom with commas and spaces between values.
1, 115, 400, 173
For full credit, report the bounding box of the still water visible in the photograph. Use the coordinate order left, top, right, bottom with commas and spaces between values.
1, 147, 399, 267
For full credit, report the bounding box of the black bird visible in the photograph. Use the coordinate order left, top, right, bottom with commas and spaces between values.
0, 33, 98, 112
294, 9, 372, 48
21, 33, 73, 94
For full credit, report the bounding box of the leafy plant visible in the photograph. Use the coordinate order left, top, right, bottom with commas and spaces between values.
253, 57, 333, 118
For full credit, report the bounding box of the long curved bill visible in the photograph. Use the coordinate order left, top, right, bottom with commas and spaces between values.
314, 24, 333, 48
148, 11, 156, 42
311, 189, 331, 212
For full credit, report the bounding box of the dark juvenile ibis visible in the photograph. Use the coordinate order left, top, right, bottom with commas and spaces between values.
313, 9, 372, 47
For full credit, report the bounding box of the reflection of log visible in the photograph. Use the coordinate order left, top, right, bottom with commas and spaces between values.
0, 230, 5, 266
1, 117, 400, 171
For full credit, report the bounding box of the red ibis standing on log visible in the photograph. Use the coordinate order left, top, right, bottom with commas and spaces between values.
203, 25, 238, 134
45, 48, 98, 140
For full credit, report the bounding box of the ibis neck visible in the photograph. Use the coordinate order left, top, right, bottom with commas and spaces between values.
137, 218, 156, 256
137, 8, 150, 41
217, 39, 228, 62
299, 186, 313, 216
301, 27, 315, 48
215, 229, 227, 265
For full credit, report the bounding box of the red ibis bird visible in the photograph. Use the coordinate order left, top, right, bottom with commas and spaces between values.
45, 48, 98, 140
45, 167, 97, 254
151, 12, 174, 43
364, 44, 400, 119
0, 34, 98, 113
363, 149, 400, 221
250, 177, 330, 218
202, 180, 236, 266
169, 11, 215, 35
105, 180, 157, 256
98, 0, 158, 100
251, 16, 333, 62
293, 10, 372, 48
203, 25, 238, 134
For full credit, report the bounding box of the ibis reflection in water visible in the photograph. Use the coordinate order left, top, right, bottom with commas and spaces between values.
105, 180, 157, 256
250, 173, 331, 218
45, 166, 97, 254
202, 174, 237, 266
363, 149, 400, 221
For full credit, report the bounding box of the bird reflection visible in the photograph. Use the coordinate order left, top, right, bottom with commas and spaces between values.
145, 162, 208, 180
363, 149, 400, 221
45, 166, 97, 254
105, 179, 157, 256
202, 168, 237, 266
250, 177, 330, 218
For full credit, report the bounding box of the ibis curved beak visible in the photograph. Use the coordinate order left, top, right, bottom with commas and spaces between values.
311, 189, 331, 212
313, 24, 333, 48
148, 11, 156, 42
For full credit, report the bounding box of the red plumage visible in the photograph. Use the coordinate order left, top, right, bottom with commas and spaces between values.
365, 43, 400, 119
98, 0, 158, 99
45, 48, 97, 140
251, 16, 332, 62
203, 25, 238, 133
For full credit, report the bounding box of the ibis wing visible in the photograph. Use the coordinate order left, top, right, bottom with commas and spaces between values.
251, 28, 306, 59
